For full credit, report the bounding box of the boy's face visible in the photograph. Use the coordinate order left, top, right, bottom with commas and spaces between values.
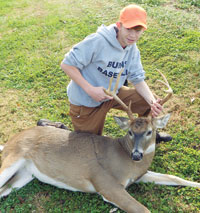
117, 23, 144, 48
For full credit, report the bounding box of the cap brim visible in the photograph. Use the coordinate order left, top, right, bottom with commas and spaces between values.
123, 21, 147, 30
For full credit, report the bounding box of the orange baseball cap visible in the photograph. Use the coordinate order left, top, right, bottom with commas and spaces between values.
119, 4, 147, 30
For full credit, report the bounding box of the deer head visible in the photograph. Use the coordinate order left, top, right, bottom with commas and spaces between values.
104, 69, 173, 161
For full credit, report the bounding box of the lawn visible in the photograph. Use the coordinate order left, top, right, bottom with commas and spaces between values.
0, 0, 200, 212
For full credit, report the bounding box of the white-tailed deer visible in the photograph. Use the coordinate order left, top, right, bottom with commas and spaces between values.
0, 70, 199, 213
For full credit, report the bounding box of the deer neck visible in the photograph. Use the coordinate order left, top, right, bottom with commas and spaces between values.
118, 135, 133, 157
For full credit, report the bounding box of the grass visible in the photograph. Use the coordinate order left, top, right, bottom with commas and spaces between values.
0, 0, 200, 212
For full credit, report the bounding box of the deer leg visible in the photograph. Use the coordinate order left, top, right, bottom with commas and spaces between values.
0, 167, 33, 198
0, 157, 25, 188
136, 171, 200, 188
91, 173, 150, 213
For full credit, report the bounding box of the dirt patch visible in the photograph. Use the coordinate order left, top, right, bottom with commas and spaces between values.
8, 1, 48, 19
187, 51, 200, 62
167, 92, 200, 132
0, 88, 36, 144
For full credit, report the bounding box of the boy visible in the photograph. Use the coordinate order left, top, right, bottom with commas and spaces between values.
60, 4, 172, 142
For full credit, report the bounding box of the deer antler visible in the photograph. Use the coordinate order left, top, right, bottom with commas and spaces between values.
104, 69, 135, 120
103, 69, 172, 120
156, 70, 173, 105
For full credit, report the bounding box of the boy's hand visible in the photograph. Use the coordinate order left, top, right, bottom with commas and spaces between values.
150, 99, 163, 117
87, 86, 113, 102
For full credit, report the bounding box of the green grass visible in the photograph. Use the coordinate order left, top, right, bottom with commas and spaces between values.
0, 0, 200, 212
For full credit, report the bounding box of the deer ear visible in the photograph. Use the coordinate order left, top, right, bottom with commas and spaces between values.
113, 116, 129, 130
153, 114, 171, 129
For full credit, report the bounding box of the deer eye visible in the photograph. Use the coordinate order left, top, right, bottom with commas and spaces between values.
128, 130, 133, 136
146, 130, 152, 136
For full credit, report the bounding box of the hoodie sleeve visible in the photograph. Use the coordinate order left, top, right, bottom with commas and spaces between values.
62, 34, 100, 70
127, 45, 145, 85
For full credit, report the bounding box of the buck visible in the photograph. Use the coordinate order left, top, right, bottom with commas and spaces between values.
0, 70, 199, 213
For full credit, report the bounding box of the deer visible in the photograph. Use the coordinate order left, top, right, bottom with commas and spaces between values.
0, 70, 199, 213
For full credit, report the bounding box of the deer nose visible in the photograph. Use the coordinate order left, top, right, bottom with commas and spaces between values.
131, 151, 143, 161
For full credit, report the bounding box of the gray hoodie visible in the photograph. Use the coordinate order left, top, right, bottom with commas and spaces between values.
62, 24, 145, 107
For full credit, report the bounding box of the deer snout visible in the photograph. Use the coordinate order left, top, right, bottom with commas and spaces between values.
131, 150, 143, 161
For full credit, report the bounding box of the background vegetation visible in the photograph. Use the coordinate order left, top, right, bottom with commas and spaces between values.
0, 0, 199, 212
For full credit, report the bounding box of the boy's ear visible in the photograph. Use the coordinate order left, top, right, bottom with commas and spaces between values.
116, 22, 121, 29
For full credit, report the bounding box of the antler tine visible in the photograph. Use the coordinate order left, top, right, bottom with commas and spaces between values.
128, 100, 135, 121
108, 75, 113, 92
156, 70, 173, 105
104, 69, 134, 120
113, 69, 123, 92
104, 69, 128, 111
